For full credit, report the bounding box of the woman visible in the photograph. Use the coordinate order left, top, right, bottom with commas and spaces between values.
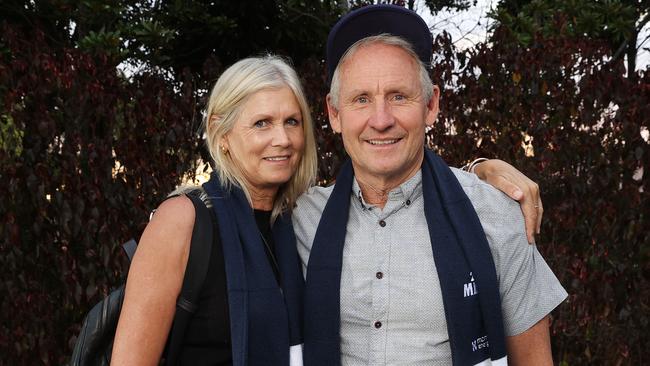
111, 55, 542, 365
112, 55, 316, 365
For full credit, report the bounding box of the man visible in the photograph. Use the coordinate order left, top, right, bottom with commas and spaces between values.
293, 5, 567, 366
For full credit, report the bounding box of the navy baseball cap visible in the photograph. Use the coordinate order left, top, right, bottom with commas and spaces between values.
326, 4, 433, 84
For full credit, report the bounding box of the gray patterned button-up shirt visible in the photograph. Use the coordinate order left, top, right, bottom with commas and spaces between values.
293, 169, 567, 365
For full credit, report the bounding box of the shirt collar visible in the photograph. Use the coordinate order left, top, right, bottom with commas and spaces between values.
352, 170, 423, 210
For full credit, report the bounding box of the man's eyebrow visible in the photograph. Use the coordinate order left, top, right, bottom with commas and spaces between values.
386, 87, 409, 94
343, 85, 416, 97
343, 88, 368, 97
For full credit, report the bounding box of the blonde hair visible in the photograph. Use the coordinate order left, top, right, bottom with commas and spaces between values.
329, 34, 434, 109
199, 55, 317, 221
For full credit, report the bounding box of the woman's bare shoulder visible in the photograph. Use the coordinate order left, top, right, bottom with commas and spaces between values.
139, 195, 196, 255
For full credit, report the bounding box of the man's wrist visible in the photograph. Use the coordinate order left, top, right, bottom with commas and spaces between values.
463, 157, 489, 174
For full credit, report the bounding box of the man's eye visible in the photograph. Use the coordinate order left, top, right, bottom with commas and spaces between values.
393, 94, 406, 101
356, 96, 369, 104
253, 120, 269, 128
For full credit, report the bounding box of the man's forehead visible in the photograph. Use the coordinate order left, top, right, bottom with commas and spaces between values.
338, 44, 421, 93
340, 43, 418, 75
344, 40, 417, 62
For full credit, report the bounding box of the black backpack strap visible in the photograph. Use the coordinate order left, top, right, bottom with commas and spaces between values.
121, 239, 137, 263
164, 193, 214, 365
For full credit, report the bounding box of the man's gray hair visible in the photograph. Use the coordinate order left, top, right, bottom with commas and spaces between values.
329, 34, 434, 109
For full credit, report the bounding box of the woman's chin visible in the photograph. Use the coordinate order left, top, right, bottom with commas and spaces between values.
251, 174, 293, 190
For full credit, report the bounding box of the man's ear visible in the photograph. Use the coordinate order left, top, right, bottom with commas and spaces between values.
326, 94, 342, 133
425, 85, 441, 127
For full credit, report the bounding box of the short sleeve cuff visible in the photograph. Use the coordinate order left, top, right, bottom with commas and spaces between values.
504, 247, 568, 336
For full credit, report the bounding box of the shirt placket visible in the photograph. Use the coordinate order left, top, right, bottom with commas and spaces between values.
368, 194, 406, 366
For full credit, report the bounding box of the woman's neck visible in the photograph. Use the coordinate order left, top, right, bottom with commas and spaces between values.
249, 185, 278, 211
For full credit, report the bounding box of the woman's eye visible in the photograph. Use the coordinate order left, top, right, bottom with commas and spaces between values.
286, 118, 301, 127
253, 120, 269, 128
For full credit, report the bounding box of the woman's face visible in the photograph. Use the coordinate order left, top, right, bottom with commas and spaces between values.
223, 86, 305, 196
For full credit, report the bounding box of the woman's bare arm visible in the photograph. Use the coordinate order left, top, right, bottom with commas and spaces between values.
111, 196, 195, 366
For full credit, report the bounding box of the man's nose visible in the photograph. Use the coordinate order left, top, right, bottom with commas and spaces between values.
368, 99, 395, 131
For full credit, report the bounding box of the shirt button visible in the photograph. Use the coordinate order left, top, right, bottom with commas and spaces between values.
406, 199, 411, 206
379, 220, 386, 227
374, 321, 382, 329
376, 271, 383, 279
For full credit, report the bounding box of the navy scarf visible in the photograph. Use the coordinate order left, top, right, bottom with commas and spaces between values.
203, 174, 303, 366
303, 149, 507, 365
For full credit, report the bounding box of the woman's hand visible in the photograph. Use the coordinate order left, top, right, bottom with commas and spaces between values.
473, 159, 542, 244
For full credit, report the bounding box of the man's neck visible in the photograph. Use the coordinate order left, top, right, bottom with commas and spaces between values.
355, 165, 421, 209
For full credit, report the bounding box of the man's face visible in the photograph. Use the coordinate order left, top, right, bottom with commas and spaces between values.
327, 42, 440, 185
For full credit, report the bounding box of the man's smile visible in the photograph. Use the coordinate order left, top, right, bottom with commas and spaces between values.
365, 138, 402, 146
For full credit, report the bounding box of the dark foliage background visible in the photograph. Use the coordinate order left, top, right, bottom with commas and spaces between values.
1, 0, 648, 365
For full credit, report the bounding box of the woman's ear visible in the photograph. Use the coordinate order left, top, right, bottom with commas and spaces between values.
220, 135, 229, 153
208, 114, 220, 126
209, 115, 229, 153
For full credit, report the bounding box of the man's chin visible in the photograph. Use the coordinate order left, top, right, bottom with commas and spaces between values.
357, 163, 412, 180
358, 154, 424, 180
